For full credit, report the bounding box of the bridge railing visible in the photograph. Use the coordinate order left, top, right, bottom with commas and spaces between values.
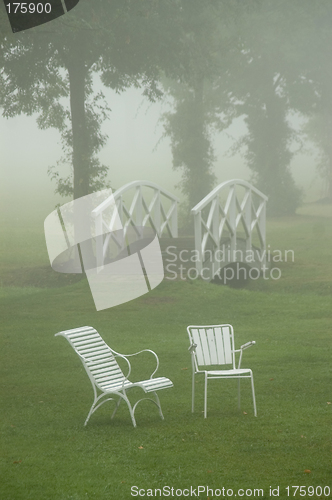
191, 179, 268, 278
92, 181, 179, 266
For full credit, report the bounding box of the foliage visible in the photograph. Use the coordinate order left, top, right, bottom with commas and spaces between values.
162, 81, 217, 217
44, 88, 111, 198
231, 0, 303, 215
302, 113, 332, 200
0, 1, 181, 199
161, 0, 239, 218
162, 0, 306, 217
286, 0, 332, 201
2, 0, 332, 212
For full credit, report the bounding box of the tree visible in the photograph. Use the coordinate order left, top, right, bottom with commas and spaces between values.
0, 0, 181, 199
162, 79, 217, 214
161, 0, 240, 217
161, 0, 304, 218
303, 113, 332, 200
231, 0, 303, 215
286, 0, 332, 201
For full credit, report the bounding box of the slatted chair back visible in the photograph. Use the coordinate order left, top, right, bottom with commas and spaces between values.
56, 326, 127, 391
188, 324, 236, 370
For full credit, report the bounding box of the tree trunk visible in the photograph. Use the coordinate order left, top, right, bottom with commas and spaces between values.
325, 113, 332, 200
66, 41, 95, 270
189, 74, 214, 209
320, 89, 332, 201
67, 46, 89, 200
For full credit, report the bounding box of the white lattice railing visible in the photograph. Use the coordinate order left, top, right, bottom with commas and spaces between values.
191, 179, 268, 278
92, 181, 179, 265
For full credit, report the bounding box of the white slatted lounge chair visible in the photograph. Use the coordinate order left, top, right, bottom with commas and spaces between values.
55, 326, 173, 427
187, 324, 257, 418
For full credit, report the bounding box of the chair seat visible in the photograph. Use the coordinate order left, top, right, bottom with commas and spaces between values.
101, 376, 174, 393
206, 368, 252, 376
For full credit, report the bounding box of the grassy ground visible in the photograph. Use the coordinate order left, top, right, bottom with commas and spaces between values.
0, 199, 331, 500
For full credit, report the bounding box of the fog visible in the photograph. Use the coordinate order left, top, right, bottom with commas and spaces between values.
1, 0, 330, 221
1, 3, 331, 495
1, 84, 321, 218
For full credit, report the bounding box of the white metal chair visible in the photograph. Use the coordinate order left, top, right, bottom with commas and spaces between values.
187, 324, 257, 418
55, 326, 173, 427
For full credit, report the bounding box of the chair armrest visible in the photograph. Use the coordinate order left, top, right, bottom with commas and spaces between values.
188, 343, 197, 354
117, 349, 160, 379
236, 341, 256, 369
240, 341, 256, 350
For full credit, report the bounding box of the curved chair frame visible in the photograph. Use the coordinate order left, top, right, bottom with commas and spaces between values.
56, 326, 173, 427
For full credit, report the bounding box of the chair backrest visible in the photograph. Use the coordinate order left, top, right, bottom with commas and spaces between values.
56, 326, 127, 390
187, 324, 236, 370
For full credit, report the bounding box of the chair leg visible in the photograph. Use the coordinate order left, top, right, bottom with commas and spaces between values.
83, 391, 138, 427
204, 373, 208, 418
84, 387, 99, 426
84, 404, 95, 426
126, 401, 137, 427
118, 391, 137, 427
192, 372, 195, 413
238, 378, 241, 410
251, 373, 257, 417
153, 392, 164, 420
132, 393, 165, 423
84, 392, 100, 426
111, 397, 122, 420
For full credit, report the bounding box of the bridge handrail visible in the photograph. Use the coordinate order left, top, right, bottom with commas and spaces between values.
92, 180, 179, 266
191, 179, 268, 214
92, 180, 179, 217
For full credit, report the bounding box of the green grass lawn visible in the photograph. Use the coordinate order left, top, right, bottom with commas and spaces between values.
0, 201, 331, 500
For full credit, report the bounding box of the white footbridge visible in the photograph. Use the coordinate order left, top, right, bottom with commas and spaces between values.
93, 179, 267, 282
191, 179, 268, 281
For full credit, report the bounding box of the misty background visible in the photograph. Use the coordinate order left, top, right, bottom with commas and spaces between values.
1, 0, 330, 223
0, 86, 321, 205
